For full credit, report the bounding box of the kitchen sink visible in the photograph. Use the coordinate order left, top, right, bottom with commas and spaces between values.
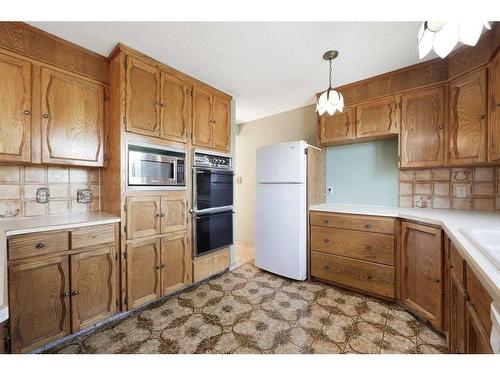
461, 229, 500, 270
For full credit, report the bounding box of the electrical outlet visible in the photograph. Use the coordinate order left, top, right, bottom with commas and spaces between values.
456, 186, 467, 198
327, 186, 333, 195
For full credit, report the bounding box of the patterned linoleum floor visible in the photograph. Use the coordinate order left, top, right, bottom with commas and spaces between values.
49, 262, 448, 354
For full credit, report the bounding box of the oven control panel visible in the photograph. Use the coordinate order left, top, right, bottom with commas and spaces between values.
194, 152, 232, 169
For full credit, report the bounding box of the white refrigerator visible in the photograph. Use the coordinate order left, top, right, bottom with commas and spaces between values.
255, 140, 308, 280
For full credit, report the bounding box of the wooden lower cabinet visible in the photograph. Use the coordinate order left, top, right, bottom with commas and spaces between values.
8, 255, 71, 353
449, 270, 467, 353
465, 301, 493, 354
0, 320, 8, 354
193, 248, 230, 283
161, 233, 191, 295
400, 221, 443, 329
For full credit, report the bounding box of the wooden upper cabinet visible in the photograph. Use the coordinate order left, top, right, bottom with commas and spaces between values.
161, 233, 191, 295
8, 255, 71, 353
160, 71, 190, 143
125, 239, 162, 309
0, 52, 31, 163
70, 245, 117, 332
192, 86, 213, 148
489, 51, 500, 162
400, 221, 443, 330
212, 95, 231, 152
318, 108, 354, 145
125, 56, 160, 137
160, 194, 187, 234
448, 69, 488, 165
399, 86, 445, 168
355, 96, 398, 139
126, 196, 161, 240
40, 68, 104, 166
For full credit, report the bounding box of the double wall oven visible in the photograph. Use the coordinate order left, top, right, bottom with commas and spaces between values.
192, 151, 234, 257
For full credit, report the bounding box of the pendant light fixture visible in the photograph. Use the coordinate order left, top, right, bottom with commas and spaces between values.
418, 21, 492, 59
316, 50, 344, 116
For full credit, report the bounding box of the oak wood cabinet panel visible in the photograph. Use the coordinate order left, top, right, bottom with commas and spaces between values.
193, 248, 230, 283
465, 263, 493, 334
310, 212, 395, 235
125, 55, 160, 137
126, 196, 161, 240
40, 68, 105, 166
399, 86, 445, 168
489, 50, 500, 162
160, 195, 187, 234
318, 108, 355, 145
0, 52, 31, 163
8, 230, 69, 261
449, 269, 467, 353
355, 96, 398, 139
161, 233, 191, 295
212, 95, 231, 152
8, 255, 70, 353
159, 71, 190, 143
448, 69, 488, 165
465, 301, 493, 354
125, 239, 162, 309
70, 245, 117, 332
192, 86, 213, 148
71, 224, 115, 250
0, 320, 7, 353
400, 221, 443, 329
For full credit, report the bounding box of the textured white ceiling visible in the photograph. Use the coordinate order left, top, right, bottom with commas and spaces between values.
28, 22, 434, 123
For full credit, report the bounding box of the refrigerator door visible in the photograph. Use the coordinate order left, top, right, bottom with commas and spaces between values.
256, 141, 307, 184
255, 183, 307, 280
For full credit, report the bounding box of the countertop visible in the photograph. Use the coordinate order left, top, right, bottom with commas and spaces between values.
0, 212, 121, 323
309, 203, 500, 310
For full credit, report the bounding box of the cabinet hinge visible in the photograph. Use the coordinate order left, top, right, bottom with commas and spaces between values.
123, 116, 127, 125
123, 250, 127, 259
123, 226, 127, 234
124, 203, 127, 212
124, 297, 128, 306
124, 58, 128, 70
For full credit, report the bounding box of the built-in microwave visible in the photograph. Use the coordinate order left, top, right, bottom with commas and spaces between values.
128, 143, 186, 187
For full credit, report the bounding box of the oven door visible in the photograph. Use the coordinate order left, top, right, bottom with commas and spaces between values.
194, 168, 234, 211
194, 209, 234, 256
128, 151, 177, 186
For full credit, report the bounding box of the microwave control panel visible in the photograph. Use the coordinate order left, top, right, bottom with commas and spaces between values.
194, 152, 232, 169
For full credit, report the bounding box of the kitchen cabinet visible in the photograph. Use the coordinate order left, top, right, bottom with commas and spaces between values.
465, 301, 493, 354
125, 55, 160, 137
160, 71, 190, 142
318, 108, 355, 145
448, 241, 466, 353
40, 67, 105, 167
399, 86, 445, 168
161, 232, 191, 295
192, 86, 231, 152
448, 69, 488, 165
489, 50, 500, 162
0, 320, 8, 354
0, 52, 31, 163
355, 96, 398, 139
126, 193, 187, 240
400, 221, 443, 329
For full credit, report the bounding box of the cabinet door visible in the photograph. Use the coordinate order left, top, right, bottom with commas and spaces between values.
70, 246, 117, 332
355, 96, 398, 139
318, 108, 354, 145
212, 95, 231, 152
161, 232, 192, 295
489, 51, 500, 162
125, 239, 162, 309
40, 68, 104, 166
160, 71, 190, 142
400, 221, 443, 329
449, 270, 466, 353
448, 69, 487, 165
192, 86, 213, 148
160, 193, 187, 234
125, 55, 160, 137
0, 52, 31, 163
8, 255, 70, 353
400, 87, 445, 168
126, 196, 161, 239
465, 301, 493, 354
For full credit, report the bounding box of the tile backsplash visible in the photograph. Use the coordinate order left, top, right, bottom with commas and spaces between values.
398, 167, 500, 210
0, 165, 100, 218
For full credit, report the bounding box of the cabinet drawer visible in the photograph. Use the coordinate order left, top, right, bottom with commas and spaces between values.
466, 264, 493, 334
310, 226, 394, 265
71, 224, 116, 249
310, 251, 395, 299
8, 231, 69, 261
310, 212, 395, 234
449, 241, 465, 287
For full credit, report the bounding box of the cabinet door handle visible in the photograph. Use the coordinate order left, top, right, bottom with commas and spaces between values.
42, 114, 49, 119
324, 238, 330, 243
365, 245, 373, 251
156, 213, 162, 217
324, 265, 330, 271
434, 278, 440, 283
438, 124, 444, 129
155, 265, 162, 270
161, 264, 166, 268
160, 213, 166, 218
61, 291, 70, 298
477, 115, 485, 119
160, 103, 165, 107
35, 242, 46, 249
23, 109, 31, 115
70, 291, 79, 296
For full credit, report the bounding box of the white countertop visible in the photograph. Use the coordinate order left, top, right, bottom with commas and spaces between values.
0, 212, 120, 323
310, 203, 500, 308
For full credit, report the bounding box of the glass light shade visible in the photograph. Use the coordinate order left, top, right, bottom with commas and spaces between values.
317, 89, 344, 116
459, 22, 488, 46
418, 24, 434, 59
433, 22, 459, 58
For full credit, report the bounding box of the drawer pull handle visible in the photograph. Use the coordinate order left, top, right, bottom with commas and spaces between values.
156, 213, 162, 217
365, 245, 373, 251
35, 242, 46, 249
365, 224, 372, 229
323, 219, 329, 224
61, 291, 70, 298
70, 291, 79, 296
324, 238, 330, 243
324, 265, 330, 271
477, 114, 485, 119
434, 278, 440, 283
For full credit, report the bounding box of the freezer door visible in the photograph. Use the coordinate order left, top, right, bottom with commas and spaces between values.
256, 141, 307, 183
255, 183, 307, 280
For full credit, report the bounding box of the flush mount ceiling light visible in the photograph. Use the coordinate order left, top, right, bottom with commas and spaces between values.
316, 50, 344, 116
418, 21, 492, 59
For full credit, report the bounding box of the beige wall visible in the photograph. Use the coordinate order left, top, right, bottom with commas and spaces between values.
235, 104, 317, 244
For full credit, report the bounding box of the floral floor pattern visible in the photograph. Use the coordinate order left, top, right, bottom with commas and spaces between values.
49, 262, 448, 354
